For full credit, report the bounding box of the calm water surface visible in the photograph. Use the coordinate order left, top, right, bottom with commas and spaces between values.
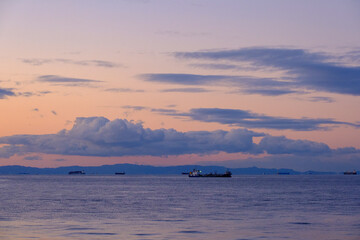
0, 175, 359, 240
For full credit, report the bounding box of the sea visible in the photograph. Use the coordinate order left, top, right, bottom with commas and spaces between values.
0, 175, 359, 240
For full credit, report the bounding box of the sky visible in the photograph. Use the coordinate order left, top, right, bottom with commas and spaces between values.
0, 0, 360, 171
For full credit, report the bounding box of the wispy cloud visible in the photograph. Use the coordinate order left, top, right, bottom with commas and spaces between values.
37, 75, 103, 87
152, 107, 359, 131
17, 91, 52, 97
139, 73, 300, 96
160, 87, 211, 93
105, 88, 144, 93
150, 108, 178, 114
21, 59, 52, 66
307, 96, 334, 103
139, 73, 232, 85
21, 58, 121, 68
189, 63, 259, 71
122, 105, 149, 111
174, 47, 360, 96
54, 158, 66, 162
120, 105, 357, 131
334, 50, 360, 65
229, 88, 299, 96
0, 88, 16, 99
23, 155, 42, 161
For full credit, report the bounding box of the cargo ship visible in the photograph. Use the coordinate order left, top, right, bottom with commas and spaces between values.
68, 170, 85, 175
344, 171, 357, 175
189, 169, 232, 178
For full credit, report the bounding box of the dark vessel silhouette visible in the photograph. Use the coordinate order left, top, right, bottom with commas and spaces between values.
68, 170, 85, 175
115, 172, 125, 175
344, 171, 357, 175
188, 169, 232, 178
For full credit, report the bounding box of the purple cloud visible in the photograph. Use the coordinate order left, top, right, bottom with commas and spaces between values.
0, 117, 358, 163
174, 47, 360, 96
37, 75, 103, 87
0, 88, 15, 99
21, 58, 120, 68
152, 107, 359, 131
0, 117, 262, 158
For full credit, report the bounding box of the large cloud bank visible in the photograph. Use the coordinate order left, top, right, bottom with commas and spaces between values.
0, 117, 262, 158
0, 117, 356, 159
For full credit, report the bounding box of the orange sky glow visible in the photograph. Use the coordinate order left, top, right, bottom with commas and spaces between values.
1, 0, 360, 171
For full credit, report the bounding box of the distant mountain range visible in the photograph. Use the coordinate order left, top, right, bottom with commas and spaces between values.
0, 164, 339, 175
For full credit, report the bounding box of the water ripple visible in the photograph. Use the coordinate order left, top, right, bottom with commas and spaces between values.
289, 222, 312, 225
178, 230, 205, 234
77, 232, 117, 235
133, 233, 159, 236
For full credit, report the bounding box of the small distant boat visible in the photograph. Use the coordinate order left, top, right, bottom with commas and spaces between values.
188, 169, 232, 178
344, 171, 357, 175
68, 170, 85, 175
277, 172, 290, 175
181, 172, 189, 175
115, 172, 125, 175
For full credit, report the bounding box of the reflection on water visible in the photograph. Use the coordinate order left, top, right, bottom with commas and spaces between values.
0, 175, 359, 240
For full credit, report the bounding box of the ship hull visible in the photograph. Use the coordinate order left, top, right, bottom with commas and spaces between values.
188, 175, 231, 178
